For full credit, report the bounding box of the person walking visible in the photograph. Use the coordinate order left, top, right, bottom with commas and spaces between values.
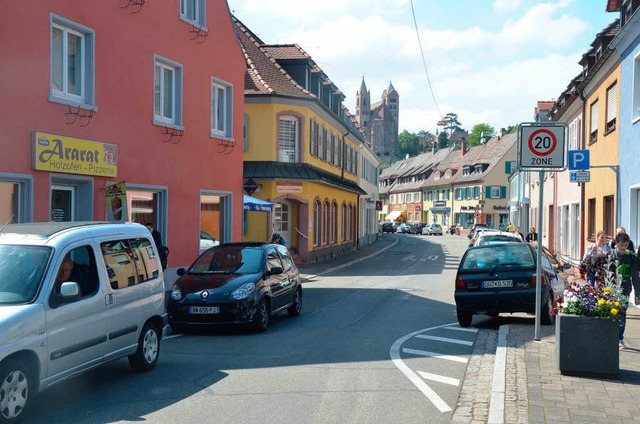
145, 222, 168, 269
610, 226, 635, 253
525, 227, 538, 242
580, 230, 612, 286
514, 226, 525, 241
610, 232, 640, 349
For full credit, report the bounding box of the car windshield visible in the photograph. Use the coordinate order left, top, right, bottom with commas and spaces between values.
478, 235, 522, 245
189, 246, 263, 274
0, 245, 52, 305
461, 244, 534, 270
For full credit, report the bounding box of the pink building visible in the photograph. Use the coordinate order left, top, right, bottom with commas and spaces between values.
0, 1, 246, 267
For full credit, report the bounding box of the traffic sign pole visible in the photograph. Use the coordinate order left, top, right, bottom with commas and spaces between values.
534, 170, 543, 341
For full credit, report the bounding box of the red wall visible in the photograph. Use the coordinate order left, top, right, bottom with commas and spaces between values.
0, 1, 246, 265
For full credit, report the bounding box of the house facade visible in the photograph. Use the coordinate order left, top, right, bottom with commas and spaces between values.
0, 1, 246, 268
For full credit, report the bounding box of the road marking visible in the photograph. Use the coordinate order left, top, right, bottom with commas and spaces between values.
402, 348, 469, 363
444, 326, 479, 333
416, 335, 473, 346
390, 323, 457, 413
417, 371, 460, 386
428, 255, 438, 261
402, 255, 417, 261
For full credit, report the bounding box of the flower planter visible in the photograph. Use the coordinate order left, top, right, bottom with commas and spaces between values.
555, 313, 619, 377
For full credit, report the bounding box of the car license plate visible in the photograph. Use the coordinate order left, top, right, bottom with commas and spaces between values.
482, 280, 513, 288
189, 306, 220, 314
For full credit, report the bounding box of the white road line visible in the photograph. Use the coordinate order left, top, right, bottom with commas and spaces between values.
488, 325, 509, 424
402, 348, 469, 363
390, 323, 458, 413
444, 326, 479, 333
417, 371, 460, 386
415, 335, 473, 346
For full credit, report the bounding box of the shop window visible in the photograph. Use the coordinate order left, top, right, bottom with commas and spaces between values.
0, 176, 32, 223
200, 192, 230, 249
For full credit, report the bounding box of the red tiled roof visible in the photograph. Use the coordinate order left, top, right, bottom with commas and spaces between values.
606, 0, 621, 12
536, 101, 555, 111
263, 44, 311, 60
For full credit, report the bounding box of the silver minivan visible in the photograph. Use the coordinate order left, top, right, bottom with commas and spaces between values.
0, 222, 167, 422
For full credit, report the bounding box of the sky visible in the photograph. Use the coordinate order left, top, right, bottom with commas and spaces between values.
229, 0, 618, 135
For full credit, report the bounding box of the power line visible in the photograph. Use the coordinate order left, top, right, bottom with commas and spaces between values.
409, 0, 443, 119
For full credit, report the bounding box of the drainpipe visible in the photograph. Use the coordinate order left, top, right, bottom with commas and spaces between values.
577, 88, 586, 259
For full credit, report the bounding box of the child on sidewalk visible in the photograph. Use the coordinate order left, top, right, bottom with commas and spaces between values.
611, 232, 640, 349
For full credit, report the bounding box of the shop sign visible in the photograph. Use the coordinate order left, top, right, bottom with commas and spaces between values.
433, 200, 446, 207
276, 182, 303, 193
493, 205, 508, 210
33, 132, 118, 177
365, 199, 377, 209
105, 181, 128, 222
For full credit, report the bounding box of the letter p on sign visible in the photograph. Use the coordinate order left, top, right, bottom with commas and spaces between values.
568, 150, 590, 171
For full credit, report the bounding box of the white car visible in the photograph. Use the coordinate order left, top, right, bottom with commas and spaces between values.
200, 231, 220, 253
474, 231, 523, 247
422, 223, 443, 235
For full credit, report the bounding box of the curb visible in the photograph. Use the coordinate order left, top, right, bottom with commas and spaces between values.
488, 325, 509, 424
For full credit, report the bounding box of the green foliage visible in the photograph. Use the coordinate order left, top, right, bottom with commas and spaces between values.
437, 131, 449, 149
398, 130, 421, 157
468, 123, 495, 146
442, 113, 462, 136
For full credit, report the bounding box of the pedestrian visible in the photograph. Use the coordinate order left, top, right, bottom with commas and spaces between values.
609, 232, 640, 349
579, 230, 612, 286
506, 222, 514, 232
271, 232, 286, 247
514, 226, 525, 241
145, 222, 168, 270
525, 227, 538, 242
610, 226, 635, 253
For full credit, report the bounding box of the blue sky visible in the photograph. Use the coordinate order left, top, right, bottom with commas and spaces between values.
230, 0, 617, 134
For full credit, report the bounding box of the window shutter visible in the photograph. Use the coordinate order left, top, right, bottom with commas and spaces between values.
318, 124, 324, 160
606, 83, 617, 122
243, 114, 249, 150
485, 186, 490, 198
310, 118, 315, 154
590, 101, 599, 132
500, 186, 507, 199
505, 161, 511, 174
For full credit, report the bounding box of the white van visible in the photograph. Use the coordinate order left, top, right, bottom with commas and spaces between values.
0, 221, 167, 422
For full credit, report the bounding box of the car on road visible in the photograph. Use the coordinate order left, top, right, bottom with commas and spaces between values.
199, 230, 220, 253
0, 222, 167, 423
168, 242, 302, 332
473, 231, 523, 247
397, 223, 412, 234
382, 223, 396, 233
409, 223, 427, 234
454, 243, 569, 327
422, 223, 443, 235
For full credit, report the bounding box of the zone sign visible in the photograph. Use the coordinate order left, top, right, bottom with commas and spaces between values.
517, 123, 567, 171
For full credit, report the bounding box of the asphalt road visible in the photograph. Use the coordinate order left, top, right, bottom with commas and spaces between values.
28, 233, 481, 424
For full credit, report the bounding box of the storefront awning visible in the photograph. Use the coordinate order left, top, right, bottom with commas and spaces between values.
385, 210, 405, 221
243, 195, 273, 212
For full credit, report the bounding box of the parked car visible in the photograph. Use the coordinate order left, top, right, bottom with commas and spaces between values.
168, 242, 302, 332
409, 223, 427, 234
468, 223, 490, 239
0, 222, 167, 422
397, 223, 411, 234
454, 243, 570, 327
473, 231, 523, 247
422, 223, 443, 235
382, 223, 396, 234
199, 230, 220, 253
468, 228, 498, 247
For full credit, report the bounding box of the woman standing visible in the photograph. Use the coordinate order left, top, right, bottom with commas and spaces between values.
580, 231, 612, 286
525, 227, 538, 242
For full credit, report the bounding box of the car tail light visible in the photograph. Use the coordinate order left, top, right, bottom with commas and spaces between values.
530, 275, 548, 287
456, 276, 466, 290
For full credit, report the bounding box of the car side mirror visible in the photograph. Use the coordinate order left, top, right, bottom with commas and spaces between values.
50, 282, 81, 308
177, 268, 186, 276
267, 266, 283, 276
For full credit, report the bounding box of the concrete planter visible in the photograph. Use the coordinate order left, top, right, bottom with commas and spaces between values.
556, 313, 619, 377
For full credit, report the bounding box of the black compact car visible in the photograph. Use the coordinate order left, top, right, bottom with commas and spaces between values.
167, 242, 302, 332
382, 223, 396, 233
454, 243, 568, 327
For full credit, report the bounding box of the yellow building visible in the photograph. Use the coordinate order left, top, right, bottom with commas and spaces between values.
235, 18, 377, 263
579, 20, 620, 243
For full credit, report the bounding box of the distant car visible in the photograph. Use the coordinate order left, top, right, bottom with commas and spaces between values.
473, 231, 523, 247
422, 223, 443, 235
454, 243, 569, 327
382, 223, 396, 234
468, 223, 490, 239
410, 223, 427, 234
397, 223, 411, 234
200, 231, 220, 252
468, 228, 498, 246
168, 242, 302, 332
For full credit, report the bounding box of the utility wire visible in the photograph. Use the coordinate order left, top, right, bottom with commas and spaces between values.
410, 0, 443, 119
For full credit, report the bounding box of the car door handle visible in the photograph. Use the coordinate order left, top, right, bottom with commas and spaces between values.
105, 293, 115, 306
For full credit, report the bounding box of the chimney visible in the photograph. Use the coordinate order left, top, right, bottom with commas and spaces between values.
461, 140, 468, 157
500, 128, 507, 137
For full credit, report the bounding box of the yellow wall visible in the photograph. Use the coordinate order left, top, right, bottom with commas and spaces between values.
583, 66, 620, 241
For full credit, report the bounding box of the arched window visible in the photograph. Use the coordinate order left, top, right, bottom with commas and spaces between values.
331, 201, 338, 244
341, 203, 347, 242
323, 200, 329, 245
347, 204, 353, 241
278, 115, 299, 163
313, 199, 320, 246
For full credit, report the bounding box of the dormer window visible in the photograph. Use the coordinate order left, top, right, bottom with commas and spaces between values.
474, 165, 483, 174
445, 170, 452, 178
463, 166, 472, 175
434, 171, 440, 180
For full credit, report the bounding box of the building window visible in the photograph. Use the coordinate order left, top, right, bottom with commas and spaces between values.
605, 82, 617, 133
313, 199, 320, 247
180, 0, 206, 29
342, 203, 347, 241
154, 56, 183, 128
50, 15, 95, 108
322, 200, 329, 245
633, 54, 640, 122
331, 201, 337, 244
589, 99, 598, 144
278, 115, 299, 163
211, 78, 232, 138
587, 198, 596, 240
490, 186, 501, 199
0, 175, 32, 223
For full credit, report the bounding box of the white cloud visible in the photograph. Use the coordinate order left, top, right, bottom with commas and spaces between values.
493, 0, 523, 14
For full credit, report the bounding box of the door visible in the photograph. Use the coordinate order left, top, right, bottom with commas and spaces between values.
51, 185, 75, 222
265, 246, 289, 311
273, 201, 291, 247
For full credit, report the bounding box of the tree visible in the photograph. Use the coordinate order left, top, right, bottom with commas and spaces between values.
417, 130, 437, 152
468, 123, 495, 146
398, 130, 421, 157
442, 112, 463, 136
437, 131, 449, 149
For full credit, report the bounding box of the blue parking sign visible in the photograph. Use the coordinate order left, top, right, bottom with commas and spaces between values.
568, 150, 589, 170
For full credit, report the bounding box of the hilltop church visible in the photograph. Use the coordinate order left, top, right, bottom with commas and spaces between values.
355, 78, 399, 161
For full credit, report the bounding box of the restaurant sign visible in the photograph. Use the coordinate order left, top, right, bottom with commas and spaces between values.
33, 132, 118, 177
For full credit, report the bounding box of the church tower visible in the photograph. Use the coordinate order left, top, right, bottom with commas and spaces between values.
382, 81, 399, 125
355, 77, 370, 136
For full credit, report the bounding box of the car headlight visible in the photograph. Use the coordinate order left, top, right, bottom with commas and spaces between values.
170, 285, 182, 300
231, 283, 256, 300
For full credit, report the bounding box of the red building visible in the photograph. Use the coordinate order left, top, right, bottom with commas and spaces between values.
0, 1, 246, 267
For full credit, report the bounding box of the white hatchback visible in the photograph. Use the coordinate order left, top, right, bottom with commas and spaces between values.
473, 231, 524, 247
0, 222, 167, 422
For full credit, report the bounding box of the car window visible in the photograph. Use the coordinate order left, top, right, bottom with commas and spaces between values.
0, 245, 51, 304
276, 245, 293, 271
129, 238, 161, 282
461, 244, 534, 270
266, 247, 283, 271
63, 245, 100, 297
101, 239, 139, 289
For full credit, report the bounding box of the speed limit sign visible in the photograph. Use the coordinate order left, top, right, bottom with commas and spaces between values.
517, 123, 567, 171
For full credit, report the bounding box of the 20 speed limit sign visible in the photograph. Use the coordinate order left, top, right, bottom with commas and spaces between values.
517, 123, 567, 171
